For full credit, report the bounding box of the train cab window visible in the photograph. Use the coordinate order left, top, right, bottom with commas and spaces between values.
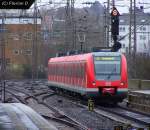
51, 64, 54, 75
68, 64, 71, 77
94, 56, 121, 80
49, 64, 51, 75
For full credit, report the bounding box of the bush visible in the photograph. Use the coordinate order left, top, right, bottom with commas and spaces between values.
22, 64, 32, 78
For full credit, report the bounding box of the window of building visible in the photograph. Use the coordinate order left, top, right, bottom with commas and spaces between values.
144, 43, 147, 49
13, 50, 19, 55
119, 27, 125, 32
143, 27, 146, 31
8, 33, 19, 40
23, 32, 32, 40
23, 49, 32, 55
122, 44, 125, 48
120, 19, 124, 23
6, 58, 10, 65
140, 26, 146, 31
141, 19, 146, 23
126, 47, 128, 53
140, 35, 146, 40
0, 58, 10, 65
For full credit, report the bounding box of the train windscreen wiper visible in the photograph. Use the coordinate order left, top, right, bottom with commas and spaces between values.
106, 67, 116, 80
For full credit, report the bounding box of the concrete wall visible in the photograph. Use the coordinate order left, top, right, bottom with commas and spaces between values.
129, 79, 150, 90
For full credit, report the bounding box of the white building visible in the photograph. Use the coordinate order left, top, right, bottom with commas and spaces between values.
116, 9, 150, 55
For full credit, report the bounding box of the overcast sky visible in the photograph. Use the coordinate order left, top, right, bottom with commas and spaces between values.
36, 0, 150, 13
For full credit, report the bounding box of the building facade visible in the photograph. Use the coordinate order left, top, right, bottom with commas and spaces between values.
117, 9, 150, 55
0, 16, 43, 78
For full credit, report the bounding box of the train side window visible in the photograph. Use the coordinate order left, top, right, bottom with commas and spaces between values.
84, 63, 86, 78
50, 64, 52, 75
53, 64, 54, 75
62, 64, 64, 76
71, 63, 73, 77
60, 64, 63, 76
56, 64, 58, 76
48, 65, 50, 75
76, 64, 78, 78
74, 63, 76, 77
51, 64, 54, 75
66, 64, 68, 77
72, 63, 74, 77
54, 64, 56, 76
66, 63, 69, 77
58, 64, 60, 76
64, 63, 66, 77
77, 63, 80, 78
49, 64, 51, 75
77, 64, 79, 76
54, 64, 56, 75
57, 64, 59, 76
81, 63, 84, 79
69, 63, 72, 77
73, 63, 76, 78
79, 63, 81, 78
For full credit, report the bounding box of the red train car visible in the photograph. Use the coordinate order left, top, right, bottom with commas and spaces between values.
48, 52, 128, 103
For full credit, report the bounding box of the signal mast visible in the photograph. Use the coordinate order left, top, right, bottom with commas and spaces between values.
111, 6, 121, 52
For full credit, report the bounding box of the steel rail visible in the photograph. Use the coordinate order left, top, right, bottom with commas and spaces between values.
97, 105, 150, 126
41, 94, 89, 130
51, 91, 150, 128
5, 89, 27, 104
5, 82, 89, 130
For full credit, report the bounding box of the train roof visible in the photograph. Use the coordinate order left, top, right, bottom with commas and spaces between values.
48, 52, 123, 63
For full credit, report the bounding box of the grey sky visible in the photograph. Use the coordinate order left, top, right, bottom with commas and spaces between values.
36, 0, 150, 13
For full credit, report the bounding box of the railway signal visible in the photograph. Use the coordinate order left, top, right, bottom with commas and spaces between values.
111, 7, 120, 36
111, 7, 121, 52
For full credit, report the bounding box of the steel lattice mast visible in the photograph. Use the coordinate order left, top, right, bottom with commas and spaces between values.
65, 0, 76, 52
129, 0, 137, 55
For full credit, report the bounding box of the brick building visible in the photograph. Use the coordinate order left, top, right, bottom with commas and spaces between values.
0, 16, 43, 78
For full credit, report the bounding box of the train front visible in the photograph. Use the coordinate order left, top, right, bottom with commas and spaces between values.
90, 52, 128, 102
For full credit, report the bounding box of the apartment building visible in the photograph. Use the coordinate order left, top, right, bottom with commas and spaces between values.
118, 9, 150, 55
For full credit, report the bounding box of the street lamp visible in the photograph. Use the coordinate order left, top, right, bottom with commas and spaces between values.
77, 32, 86, 52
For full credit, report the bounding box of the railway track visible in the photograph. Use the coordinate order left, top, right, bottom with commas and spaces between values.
96, 105, 150, 128
4, 80, 150, 130
50, 89, 150, 129
4, 80, 89, 130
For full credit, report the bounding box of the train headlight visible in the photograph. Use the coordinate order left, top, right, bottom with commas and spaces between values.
92, 81, 96, 86
120, 82, 125, 86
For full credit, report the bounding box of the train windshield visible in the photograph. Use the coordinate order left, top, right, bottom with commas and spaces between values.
94, 56, 121, 80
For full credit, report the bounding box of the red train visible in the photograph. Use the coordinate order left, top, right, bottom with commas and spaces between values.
48, 52, 128, 103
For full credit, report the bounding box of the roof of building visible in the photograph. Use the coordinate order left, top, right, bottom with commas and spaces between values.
120, 10, 150, 25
